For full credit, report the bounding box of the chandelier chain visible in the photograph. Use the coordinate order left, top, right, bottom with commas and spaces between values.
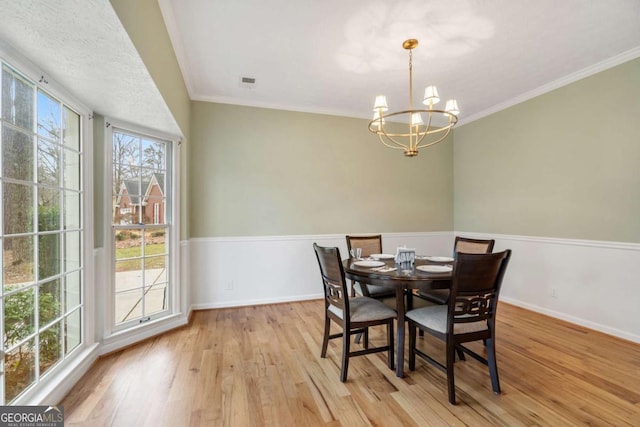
409, 48, 414, 111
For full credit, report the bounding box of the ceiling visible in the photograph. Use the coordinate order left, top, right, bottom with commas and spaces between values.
0, 0, 181, 136
0, 1, 638, 134
159, 0, 640, 123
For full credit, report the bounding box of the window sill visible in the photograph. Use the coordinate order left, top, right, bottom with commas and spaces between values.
14, 342, 101, 406
101, 312, 189, 356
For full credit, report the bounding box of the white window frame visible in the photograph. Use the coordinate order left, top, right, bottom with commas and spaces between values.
103, 119, 181, 341
0, 43, 95, 405
153, 203, 159, 225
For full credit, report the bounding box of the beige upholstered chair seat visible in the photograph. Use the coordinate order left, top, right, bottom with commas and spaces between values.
406, 305, 488, 334
329, 297, 397, 322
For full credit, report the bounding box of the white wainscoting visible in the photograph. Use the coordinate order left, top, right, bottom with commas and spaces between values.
458, 231, 640, 344
189, 232, 454, 309
189, 231, 640, 344
181, 240, 191, 319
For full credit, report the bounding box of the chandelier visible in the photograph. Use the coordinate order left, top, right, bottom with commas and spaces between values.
368, 39, 460, 157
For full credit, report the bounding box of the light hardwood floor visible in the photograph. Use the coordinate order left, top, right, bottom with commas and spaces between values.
61, 301, 640, 426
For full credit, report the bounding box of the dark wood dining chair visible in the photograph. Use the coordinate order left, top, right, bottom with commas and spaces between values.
415, 236, 495, 305
407, 250, 512, 404
313, 243, 396, 382
346, 235, 395, 299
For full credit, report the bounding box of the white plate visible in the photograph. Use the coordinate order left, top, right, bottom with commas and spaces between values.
424, 256, 454, 262
417, 265, 453, 273
354, 260, 385, 268
371, 254, 395, 260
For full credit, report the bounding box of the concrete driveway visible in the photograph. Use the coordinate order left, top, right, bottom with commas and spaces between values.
114, 268, 167, 323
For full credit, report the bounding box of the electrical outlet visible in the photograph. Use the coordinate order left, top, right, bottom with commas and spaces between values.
225, 280, 234, 290
551, 288, 558, 299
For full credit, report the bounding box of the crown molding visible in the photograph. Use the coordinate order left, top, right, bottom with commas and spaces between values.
157, 0, 197, 98
458, 46, 640, 126
190, 94, 371, 120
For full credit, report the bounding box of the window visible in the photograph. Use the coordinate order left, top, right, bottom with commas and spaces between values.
110, 127, 172, 330
0, 63, 84, 403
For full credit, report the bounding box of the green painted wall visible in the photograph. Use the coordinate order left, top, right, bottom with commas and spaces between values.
189, 102, 453, 237
454, 58, 640, 242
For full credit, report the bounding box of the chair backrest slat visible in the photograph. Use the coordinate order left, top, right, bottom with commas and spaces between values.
448, 250, 511, 331
314, 243, 349, 312
346, 235, 382, 257
454, 236, 495, 255
453, 292, 494, 323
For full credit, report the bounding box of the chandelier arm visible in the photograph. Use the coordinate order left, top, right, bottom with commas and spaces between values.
370, 126, 450, 139
414, 111, 435, 147
411, 126, 453, 148
414, 127, 428, 147
415, 125, 453, 149
425, 125, 452, 135
369, 129, 456, 141
378, 134, 409, 150
372, 109, 456, 124
377, 123, 410, 150
371, 130, 427, 137
411, 124, 417, 151
369, 118, 416, 141
369, 110, 457, 139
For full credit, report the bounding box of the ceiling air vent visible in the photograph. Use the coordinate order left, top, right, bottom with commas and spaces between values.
239, 76, 256, 89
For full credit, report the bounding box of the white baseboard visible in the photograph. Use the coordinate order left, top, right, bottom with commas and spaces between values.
191, 292, 323, 310
500, 297, 640, 344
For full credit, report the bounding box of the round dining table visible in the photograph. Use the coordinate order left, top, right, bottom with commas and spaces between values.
343, 257, 453, 378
